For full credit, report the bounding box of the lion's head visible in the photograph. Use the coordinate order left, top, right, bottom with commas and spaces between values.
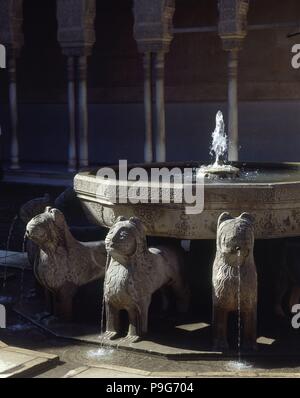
105, 216, 147, 264
26, 207, 67, 251
217, 212, 255, 264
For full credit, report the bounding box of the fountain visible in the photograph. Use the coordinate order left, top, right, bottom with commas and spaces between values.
74, 112, 300, 241
16, 111, 300, 358
198, 111, 240, 179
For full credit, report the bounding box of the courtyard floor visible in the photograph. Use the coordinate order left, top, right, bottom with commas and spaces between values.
1, 239, 300, 378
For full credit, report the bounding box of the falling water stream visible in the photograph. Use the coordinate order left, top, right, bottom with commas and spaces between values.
237, 250, 242, 363
226, 250, 252, 371
19, 233, 28, 304
100, 254, 110, 348
1, 215, 18, 290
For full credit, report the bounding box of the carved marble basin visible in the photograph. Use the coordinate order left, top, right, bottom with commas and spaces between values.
74, 162, 300, 240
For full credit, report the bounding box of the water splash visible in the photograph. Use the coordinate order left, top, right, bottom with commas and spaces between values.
86, 348, 114, 359
210, 111, 228, 165
226, 360, 252, 371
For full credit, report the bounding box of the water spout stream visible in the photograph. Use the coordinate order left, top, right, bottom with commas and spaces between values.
210, 110, 228, 165
2, 215, 18, 290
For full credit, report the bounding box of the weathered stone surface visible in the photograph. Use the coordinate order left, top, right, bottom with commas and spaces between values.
0, 343, 58, 378
103, 216, 190, 341
56, 0, 96, 56
212, 212, 257, 351
0, 0, 23, 56
74, 163, 300, 240
26, 207, 106, 321
218, 0, 249, 50
133, 0, 175, 53
19, 189, 107, 267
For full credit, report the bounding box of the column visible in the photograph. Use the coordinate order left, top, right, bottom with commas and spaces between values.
56, 0, 96, 170
0, 0, 24, 170
143, 52, 153, 163
8, 56, 19, 169
133, 0, 175, 163
77, 55, 88, 168
67, 57, 76, 171
227, 50, 239, 161
218, 0, 249, 162
155, 51, 166, 162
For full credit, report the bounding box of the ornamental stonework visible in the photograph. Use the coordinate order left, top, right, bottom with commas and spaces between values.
133, 0, 175, 53
0, 0, 24, 56
57, 0, 96, 56
218, 0, 249, 50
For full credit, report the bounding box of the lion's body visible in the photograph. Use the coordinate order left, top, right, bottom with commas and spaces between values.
104, 217, 190, 340
26, 207, 106, 320
36, 241, 106, 292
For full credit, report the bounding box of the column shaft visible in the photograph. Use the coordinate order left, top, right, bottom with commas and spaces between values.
143, 52, 153, 162
155, 51, 166, 162
8, 56, 19, 169
77, 56, 88, 168
67, 57, 76, 171
227, 50, 239, 161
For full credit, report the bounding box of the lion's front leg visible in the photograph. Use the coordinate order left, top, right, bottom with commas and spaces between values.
103, 303, 120, 340
213, 305, 229, 351
126, 306, 142, 343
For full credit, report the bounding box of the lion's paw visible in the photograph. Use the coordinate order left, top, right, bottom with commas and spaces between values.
102, 331, 118, 341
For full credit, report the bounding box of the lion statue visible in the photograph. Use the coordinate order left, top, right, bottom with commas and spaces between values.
26, 207, 107, 321
20, 194, 53, 267
212, 212, 257, 352
103, 216, 190, 342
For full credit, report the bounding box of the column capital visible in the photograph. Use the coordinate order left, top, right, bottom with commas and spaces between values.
218, 0, 249, 51
133, 0, 175, 54
57, 0, 96, 57
0, 0, 24, 58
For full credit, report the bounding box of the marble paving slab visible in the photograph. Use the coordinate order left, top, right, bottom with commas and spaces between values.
0, 342, 59, 378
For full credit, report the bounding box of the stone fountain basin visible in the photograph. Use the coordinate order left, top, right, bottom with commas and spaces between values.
74, 162, 300, 240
